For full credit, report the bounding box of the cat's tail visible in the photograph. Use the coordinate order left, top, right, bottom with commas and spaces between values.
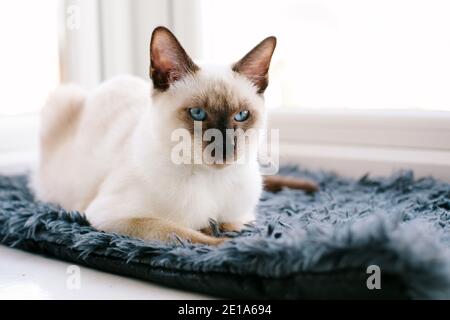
263, 175, 319, 193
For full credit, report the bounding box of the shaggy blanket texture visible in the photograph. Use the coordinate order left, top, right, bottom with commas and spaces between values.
1, 167, 450, 299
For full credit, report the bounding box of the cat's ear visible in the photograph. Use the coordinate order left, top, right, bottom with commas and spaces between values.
232, 36, 277, 94
150, 26, 199, 91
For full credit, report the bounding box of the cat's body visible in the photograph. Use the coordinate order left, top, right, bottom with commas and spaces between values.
34, 27, 315, 245
34, 69, 263, 244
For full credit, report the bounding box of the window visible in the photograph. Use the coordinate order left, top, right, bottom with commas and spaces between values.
1, 0, 449, 179
199, 0, 450, 111
0, 0, 59, 169
0, 0, 60, 116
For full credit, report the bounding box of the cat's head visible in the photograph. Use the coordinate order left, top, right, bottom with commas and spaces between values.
149, 26, 276, 168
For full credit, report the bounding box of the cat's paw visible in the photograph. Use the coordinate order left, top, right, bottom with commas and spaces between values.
201, 222, 244, 235
219, 222, 244, 233
200, 226, 215, 236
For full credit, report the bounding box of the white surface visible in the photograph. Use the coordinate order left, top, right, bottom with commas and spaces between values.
0, 246, 210, 300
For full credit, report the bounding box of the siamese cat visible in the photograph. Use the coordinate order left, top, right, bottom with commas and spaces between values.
33, 26, 317, 245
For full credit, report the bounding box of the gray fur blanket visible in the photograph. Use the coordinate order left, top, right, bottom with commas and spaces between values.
1, 167, 449, 299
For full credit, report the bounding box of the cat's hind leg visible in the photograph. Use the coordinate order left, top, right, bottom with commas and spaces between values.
201, 222, 245, 236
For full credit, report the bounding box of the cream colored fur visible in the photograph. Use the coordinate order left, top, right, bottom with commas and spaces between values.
33, 67, 265, 245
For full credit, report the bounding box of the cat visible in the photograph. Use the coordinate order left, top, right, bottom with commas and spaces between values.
33, 26, 317, 245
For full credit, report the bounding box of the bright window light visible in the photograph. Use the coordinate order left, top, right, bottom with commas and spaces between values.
199, 0, 450, 111
0, 0, 59, 116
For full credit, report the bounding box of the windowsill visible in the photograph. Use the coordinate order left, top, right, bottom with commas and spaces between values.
0, 113, 39, 152
0, 114, 39, 174
0, 150, 37, 175
268, 108, 450, 150
268, 108, 450, 181
280, 142, 450, 182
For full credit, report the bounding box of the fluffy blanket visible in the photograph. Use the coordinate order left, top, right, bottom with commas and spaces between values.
1, 167, 449, 299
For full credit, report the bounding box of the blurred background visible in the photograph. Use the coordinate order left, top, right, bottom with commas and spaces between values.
0, 0, 449, 177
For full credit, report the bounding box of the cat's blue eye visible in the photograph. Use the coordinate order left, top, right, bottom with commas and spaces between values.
234, 110, 250, 122
189, 108, 207, 121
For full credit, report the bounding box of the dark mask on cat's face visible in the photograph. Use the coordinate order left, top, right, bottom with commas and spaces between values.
149, 26, 276, 167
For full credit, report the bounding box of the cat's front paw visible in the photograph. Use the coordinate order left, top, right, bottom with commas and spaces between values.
219, 222, 244, 233
200, 222, 243, 236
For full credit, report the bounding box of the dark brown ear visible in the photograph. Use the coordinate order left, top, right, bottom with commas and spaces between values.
150, 26, 199, 91
232, 36, 277, 94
